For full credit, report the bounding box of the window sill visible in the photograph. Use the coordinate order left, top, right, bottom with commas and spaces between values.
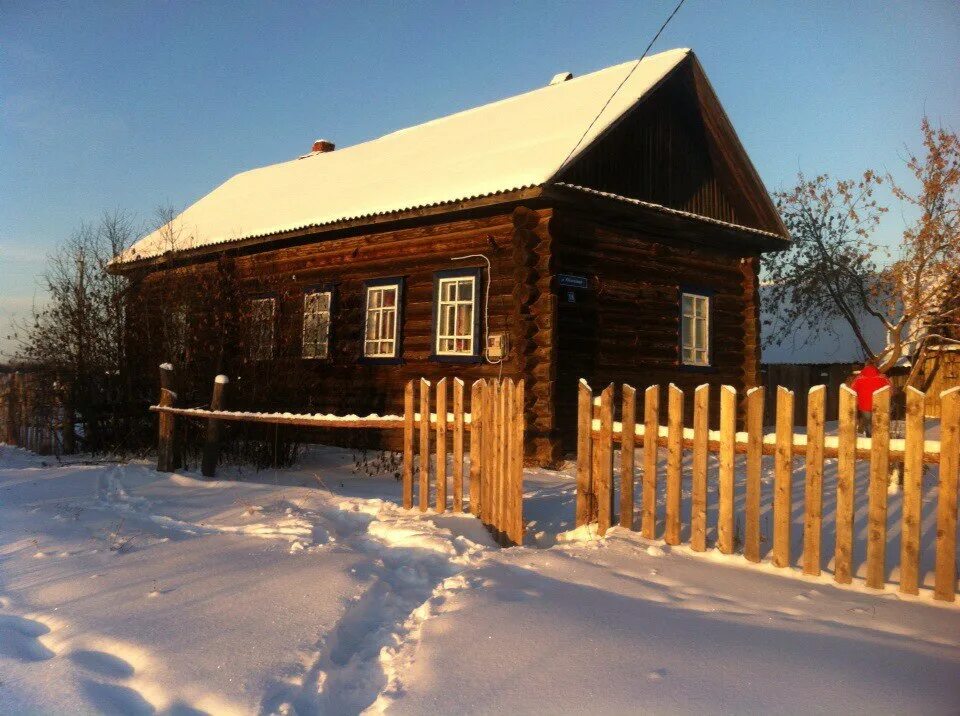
679, 363, 716, 373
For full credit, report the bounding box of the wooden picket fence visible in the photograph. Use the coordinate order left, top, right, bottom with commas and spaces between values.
402, 378, 525, 546
150, 366, 525, 546
577, 380, 959, 602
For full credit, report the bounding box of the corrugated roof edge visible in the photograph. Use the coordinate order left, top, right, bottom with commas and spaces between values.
552, 183, 790, 242
108, 185, 541, 269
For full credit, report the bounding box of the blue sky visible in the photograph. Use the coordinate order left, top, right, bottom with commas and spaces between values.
2, 0, 958, 356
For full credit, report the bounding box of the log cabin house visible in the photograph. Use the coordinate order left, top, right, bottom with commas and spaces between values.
111, 48, 789, 466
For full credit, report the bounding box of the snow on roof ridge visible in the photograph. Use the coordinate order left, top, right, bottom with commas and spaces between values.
114, 49, 692, 266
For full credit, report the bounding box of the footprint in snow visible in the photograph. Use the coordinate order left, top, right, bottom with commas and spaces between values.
79, 679, 154, 716
0, 614, 55, 662
69, 649, 136, 679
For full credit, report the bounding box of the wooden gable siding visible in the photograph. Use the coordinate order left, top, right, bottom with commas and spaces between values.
130, 206, 560, 464
558, 61, 773, 233
551, 207, 760, 448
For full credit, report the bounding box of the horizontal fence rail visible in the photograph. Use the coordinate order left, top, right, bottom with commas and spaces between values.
147, 366, 525, 547
577, 380, 959, 602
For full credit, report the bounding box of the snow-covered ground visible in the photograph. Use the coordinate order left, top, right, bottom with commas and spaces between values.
0, 443, 957, 715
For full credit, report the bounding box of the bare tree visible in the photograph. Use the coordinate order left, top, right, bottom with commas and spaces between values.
764, 117, 960, 374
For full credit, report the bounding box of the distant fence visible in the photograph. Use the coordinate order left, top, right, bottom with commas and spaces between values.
576, 380, 959, 602
0, 371, 66, 456
150, 365, 525, 546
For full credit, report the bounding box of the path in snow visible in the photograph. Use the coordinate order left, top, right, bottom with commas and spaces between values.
1, 443, 957, 715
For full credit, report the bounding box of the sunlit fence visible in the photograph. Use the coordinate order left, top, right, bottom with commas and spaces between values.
576, 380, 959, 602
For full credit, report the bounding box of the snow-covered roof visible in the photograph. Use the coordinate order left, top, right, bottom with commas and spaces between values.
114, 49, 692, 265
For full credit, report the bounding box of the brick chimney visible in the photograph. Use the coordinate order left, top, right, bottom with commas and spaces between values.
311, 139, 335, 153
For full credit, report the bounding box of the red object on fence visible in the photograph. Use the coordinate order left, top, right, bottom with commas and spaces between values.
852, 364, 891, 412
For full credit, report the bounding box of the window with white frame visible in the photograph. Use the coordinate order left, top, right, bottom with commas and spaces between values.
302, 290, 332, 358
435, 274, 477, 356
364, 281, 400, 358
681, 292, 710, 366
249, 297, 275, 361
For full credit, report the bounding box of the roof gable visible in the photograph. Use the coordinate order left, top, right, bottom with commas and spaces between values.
114, 49, 784, 267
556, 56, 786, 236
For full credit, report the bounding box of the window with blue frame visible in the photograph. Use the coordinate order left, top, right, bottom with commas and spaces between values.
363, 279, 402, 359
681, 291, 710, 366
432, 268, 481, 361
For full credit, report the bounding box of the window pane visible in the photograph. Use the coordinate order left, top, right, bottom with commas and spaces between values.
382, 288, 396, 308
682, 316, 692, 347
682, 294, 693, 314
459, 280, 473, 301
696, 316, 706, 346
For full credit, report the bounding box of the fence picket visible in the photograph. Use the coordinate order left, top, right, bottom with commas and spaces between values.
435, 378, 448, 513
744, 386, 764, 563
576, 380, 594, 527
419, 378, 431, 513
802, 385, 826, 576
665, 384, 684, 546
935, 387, 959, 602
834, 384, 857, 584
773, 386, 794, 568
642, 385, 660, 539
595, 384, 615, 535
453, 379, 465, 513
620, 384, 637, 530
718, 385, 737, 554
502, 379, 514, 544
691, 384, 709, 552
866, 387, 891, 589
511, 379, 525, 545
900, 387, 925, 595
469, 380, 483, 516
402, 381, 414, 510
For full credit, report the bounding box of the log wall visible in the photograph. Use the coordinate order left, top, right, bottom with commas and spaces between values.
128, 206, 560, 465
551, 207, 760, 448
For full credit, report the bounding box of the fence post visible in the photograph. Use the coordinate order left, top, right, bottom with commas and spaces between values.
866, 386, 891, 589
453, 378, 465, 512
594, 384, 614, 535
802, 385, 826, 575
157, 363, 179, 473
3, 372, 18, 445
718, 385, 737, 554
744, 386, 764, 562
469, 380, 483, 516
773, 386, 794, 568
665, 384, 683, 545
419, 378, 431, 512
641, 385, 660, 539
402, 380, 414, 510
834, 384, 857, 584
201, 375, 229, 478
935, 387, 959, 602
899, 386, 925, 595
620, 384, 637, 530
691, 384, 709, 552
575, 380, 594, 527
435, 377, 448, 513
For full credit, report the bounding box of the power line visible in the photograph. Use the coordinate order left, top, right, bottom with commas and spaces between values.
553, 0, 688, 176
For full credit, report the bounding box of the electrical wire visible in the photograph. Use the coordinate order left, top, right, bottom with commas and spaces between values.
450, 254, 502, 365
554, 0, 688, 176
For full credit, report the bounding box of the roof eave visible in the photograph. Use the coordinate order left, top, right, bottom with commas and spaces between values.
546, 183, 791, 251
108, 186, 546, 274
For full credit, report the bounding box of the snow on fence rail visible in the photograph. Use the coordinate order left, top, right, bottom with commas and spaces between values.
149, 366, 525, 547
577, 380, 959, 602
